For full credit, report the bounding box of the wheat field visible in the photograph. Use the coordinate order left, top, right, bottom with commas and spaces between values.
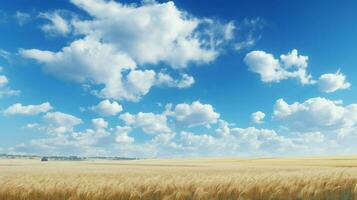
1, 156, 357, 200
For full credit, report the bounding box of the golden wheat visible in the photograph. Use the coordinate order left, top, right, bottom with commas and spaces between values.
0, 157, 357, 200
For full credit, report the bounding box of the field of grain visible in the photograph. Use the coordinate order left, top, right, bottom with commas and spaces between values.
1, 156, 357, 200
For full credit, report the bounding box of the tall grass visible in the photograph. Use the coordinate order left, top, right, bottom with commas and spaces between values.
0, 158, 357, 200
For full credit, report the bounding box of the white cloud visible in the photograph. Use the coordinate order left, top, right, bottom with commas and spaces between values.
251, 111, 265, 124
13, 98, 357, 157
215, 120, 231, 137
20, 37, 142, 101
4, 102, 52, 115
70, 0, 218, 68
91, 118, 108, 129
90, 99, 123, 116
126, 70, 156, 99
273, 97, 357, 135
172, 101, 220, 127
72, 127, 110, 147
120, 112, 171, 134
156, 72, 195, 89
244, 49, 315, 85
178, 127, 297, 156
318, 70, 351, 93
20, 0, 234, 101
39, 11, 73, 36
115, 126, 134, 144
42, 112, 83, 135
299, 132, 326, 143
0, 73, 20, 98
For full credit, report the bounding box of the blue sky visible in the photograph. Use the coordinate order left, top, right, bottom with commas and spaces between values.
0, 0, 356, 157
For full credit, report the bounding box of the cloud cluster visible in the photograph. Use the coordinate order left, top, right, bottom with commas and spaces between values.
244, 49, 352, 93
120, 112, 171, 135
4, 102, 52, 115
20, 0, 235, 101
42, 112, 83, 135
244, 49, 314, 84
90, 99, 123, 117
6, 97, 356, 157
171, 101, 220, 127
274, 97, 357, 137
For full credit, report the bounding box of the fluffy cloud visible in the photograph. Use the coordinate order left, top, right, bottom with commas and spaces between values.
115, 126, 134, 144
251, 111, 265, 124
178, 127, 297, 156
70, 0, 218, 68
4, 102, 52, 115
13, 98, 357, 157
90, 99, 123, 116
172, 101, 220, 127
29, 112, 83, 135
126, 70, 156, 99
23, 115, 113, 155
120, 112, 171, 134
91, 118, 108, 129
273, 97, 357, 135
20, 37, 140, 100
244, 49, 314, 84
20, 0, 235, 101
318, 70, 351, 93
0, 73, 20, 98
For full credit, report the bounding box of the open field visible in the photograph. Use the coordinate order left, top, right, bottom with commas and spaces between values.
1, 156, 357, 200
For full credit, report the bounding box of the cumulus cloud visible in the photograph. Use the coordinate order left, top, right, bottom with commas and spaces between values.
273, 97, 357, 136
178, 127, 297, 156
215, 120, 231, 137
244, 49, 315, 85
172, 101, 220, 127
32, 112, 83, 135
23, 114, 113, 155
70, 0, 218, 68
120, 112, 171, 134
251, 111, 265, 124
13, 98, 357, 157
20, 37, 140, 100
318, 70, 351, 93
115, 126, 134, 144
91, 118, 108, 129
4, 102, 52, 115
90, 99, 123, 117
20, 0, 236, 101
126, 70, 156, 99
